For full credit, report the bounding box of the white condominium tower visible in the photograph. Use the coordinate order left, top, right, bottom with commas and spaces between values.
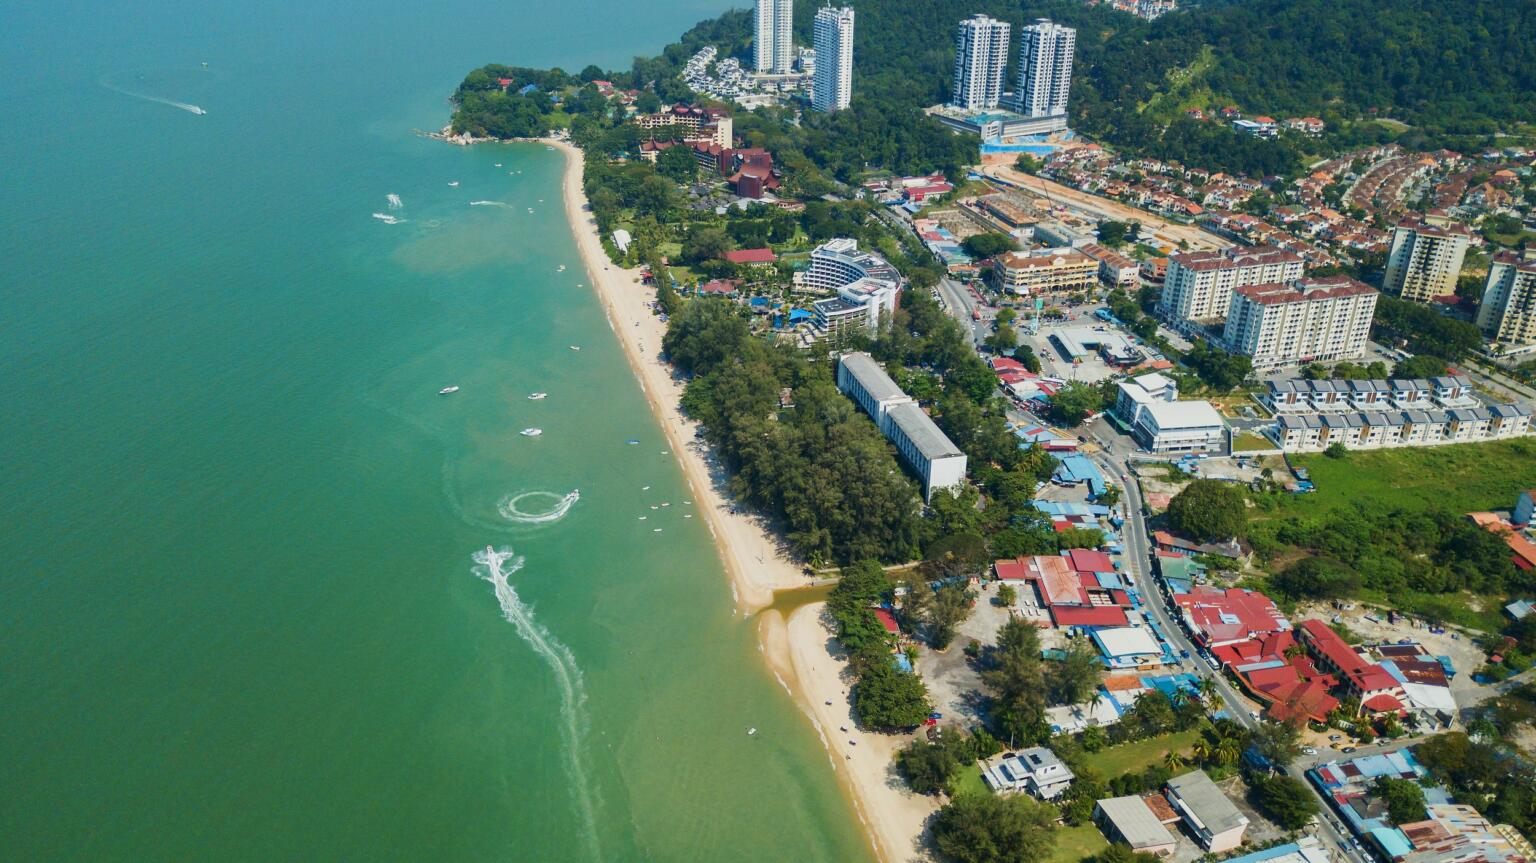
812, 6, 855, 112
1477, 251, 1536, 349
1014, 19, 1075, 118
1383, 219, 1473, 304
952, 14, 1011, 110
754, 0, 794, 74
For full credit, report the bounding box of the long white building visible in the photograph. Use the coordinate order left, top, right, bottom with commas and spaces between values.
754, 0, 794, 74
1222, 276, 1378, 370
812, 6, 855, 112
1477, 251, 1536, 350
1156, 245, 1304, 328
1383, 219, 1473, 304
952, 14, 1011, 111
837, 353, 967, 501
1014, 19, 1074, 120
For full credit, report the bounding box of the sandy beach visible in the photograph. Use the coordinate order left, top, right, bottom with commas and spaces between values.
549, 138, 933, 862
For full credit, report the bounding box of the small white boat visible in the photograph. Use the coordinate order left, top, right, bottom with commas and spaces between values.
642, 485, 651, 491
448, 181, 460, 187
557, 265, 566, 272
371, 212, 401, 224
527, 392, 547, 401
747, 727, 757, 736
546, 146, 554, 151
494, 163, 502, 167
652, 528, 662, 532
520, 428, 542, 437
569, 345, 581, 351
438, 386, 460, 395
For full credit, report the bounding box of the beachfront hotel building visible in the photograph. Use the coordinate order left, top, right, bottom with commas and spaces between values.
1013, 19, 1074, 120
1156, 245, 1303, 329
806, 238, 900, 340
811, 6, 855, 112
837, 353, 967, 501
1221, 276, 1378, 370
951, 14, 1011, 111
1477, 250, 1536, 350
1383, 219, 1473, 304
754, 0, 794, 73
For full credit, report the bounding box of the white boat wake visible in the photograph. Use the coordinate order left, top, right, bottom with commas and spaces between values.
472, 546, 600, 860
99, 75, 206, 115
386, 193, 403, 210
498, 489, 580, 524
469, 200, 515, 210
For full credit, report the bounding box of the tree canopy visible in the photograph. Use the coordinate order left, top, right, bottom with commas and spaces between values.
932, 792, 1058, 863
1167, 479, 1247, 542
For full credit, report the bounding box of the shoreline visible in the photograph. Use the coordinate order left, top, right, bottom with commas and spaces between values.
545, 137, 935, 862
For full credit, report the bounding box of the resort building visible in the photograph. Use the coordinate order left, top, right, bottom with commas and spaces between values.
1221, 276, 1378, 370
1013, 19, 1074, 126
994, 248, 1098, 297
804, 238, 900, 335
981, 747, 1075, 799
836, 353, 967, 501
1113, 373, 1225, 454
1383, 219, 1473, 305
951, 14, 1011, 111
811, 6, 855, 112
1268, 403, 1531, 452
1095, 795, 1179, 857
1477, 251, 1536, 350
1165, 771, 1250, 852
753, 0, 794, 74
1157, 246, 1304, 329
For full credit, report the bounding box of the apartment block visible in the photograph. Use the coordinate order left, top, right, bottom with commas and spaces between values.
1270, 404, 1531, 452
994, 248, 1098, 297
811, 6, 855, 112
836, 353, 967, 501
1477, 251, 1536, 349
951, 14, 1010, 110
1157, 245, 1303, 327
1222, 276, 1378, 369
754, 0, 794, 73
1383, 219, 1473, 304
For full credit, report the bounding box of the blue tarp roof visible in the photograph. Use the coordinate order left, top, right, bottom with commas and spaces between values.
1370, 829, 1414, 859
1054, 455, 1107, 496
1219, 843, 1307, 863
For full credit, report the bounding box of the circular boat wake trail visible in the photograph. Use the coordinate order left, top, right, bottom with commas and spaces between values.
472, 546, 600, 860
498, 489, 580, 524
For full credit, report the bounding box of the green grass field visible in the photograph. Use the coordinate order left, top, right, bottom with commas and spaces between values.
949, 763, 991, 799
1045, 822, 1111, 863
1233, 432, 1276, 452
1277, 438, 1536, 517
1079, 729, 1200, 777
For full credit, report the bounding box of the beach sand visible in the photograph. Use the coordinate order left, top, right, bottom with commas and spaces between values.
550, 139, 933, 862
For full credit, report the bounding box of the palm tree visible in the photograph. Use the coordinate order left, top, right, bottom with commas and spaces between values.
1198, 677, 1222, 711
1164, 751, 1186, 772
1217, 737, 1241, 766
1192, 738, 1213, 765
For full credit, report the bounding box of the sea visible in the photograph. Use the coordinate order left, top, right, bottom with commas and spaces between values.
0, 2, 873, 860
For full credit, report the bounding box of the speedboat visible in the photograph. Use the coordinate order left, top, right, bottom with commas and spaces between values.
520, 428, 542, 437
527, 392, 547, 400
448, 181, 460, 187
569, 345, 581, 351
438, 386, 459, 395
494, 163, 502, 167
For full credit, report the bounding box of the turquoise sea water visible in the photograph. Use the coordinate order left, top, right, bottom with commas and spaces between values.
0, 3, 872, 860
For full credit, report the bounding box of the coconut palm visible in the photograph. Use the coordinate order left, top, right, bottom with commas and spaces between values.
1192, 738, 1213, 765
1164, 751, 1186, 772
1217, 737, 1242, 766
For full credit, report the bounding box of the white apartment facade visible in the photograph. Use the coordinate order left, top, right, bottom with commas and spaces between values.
1156, 246, 1303, 328
1014, 19, 1074, 119
805, 238, 900, 335
1222, 276, 1378, 370
1477, 251, 1536, 349
1264, 376, 1475, 414
754, 0, 794, 73
951, 14, 1010, 110
836, 353, 967, 501
812, 6, 855, 112
1383, 219, 1473, 304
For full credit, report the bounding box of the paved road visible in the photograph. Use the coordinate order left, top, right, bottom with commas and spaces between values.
1081, 420, 1371, 863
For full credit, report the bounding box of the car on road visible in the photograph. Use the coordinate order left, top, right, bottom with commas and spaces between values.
1329, 734, 1342, 741
1302, 747, 1318, 756
1342, 746, 1357, 753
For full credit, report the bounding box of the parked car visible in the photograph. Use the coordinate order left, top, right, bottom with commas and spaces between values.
1302, 747, 1318, 756
1342, 746, 1357, 753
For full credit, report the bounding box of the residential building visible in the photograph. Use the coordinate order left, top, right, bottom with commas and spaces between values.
1157, 246, 1304, 328
1080, 243, 1141, 288
981, 746, 1075, 799
811, 6, 855, 113
1383, 220, 1473, 304
1173, 587, 1289, 649
804, 238, 900, 334
1298, 619, 1406, 715
1477, 251, 1536, 349
1264, 377, 1474, 414
836, 353, 966, 500
754, 0, 794, 73
1222, 276, 1378, 369
1269, 404, 1531, 452
1165, 771, 1250, 852
994, 248, 1097, 297
951, 14, 1010, 111
1114, 373, 1225, 453
1013, 19, 1074, 122
1095, 795, 1179, 857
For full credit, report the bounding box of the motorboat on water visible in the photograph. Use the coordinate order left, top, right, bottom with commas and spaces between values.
527, 392, 547, 400
439, 386, 460, 394
448, 180, 460, 187
520, 427, 542, 437
569, 345, 581, 351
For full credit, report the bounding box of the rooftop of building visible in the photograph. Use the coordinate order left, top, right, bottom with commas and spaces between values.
1166, 770, 1250, 834
1169, 244, 1303, 272
838, 353, 908, 403
1232, 276, 1377, 305
886, 401, 965, 461
1097, 795, 1178, 848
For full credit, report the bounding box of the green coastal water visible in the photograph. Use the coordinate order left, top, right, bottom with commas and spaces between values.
0, 3, 872, 860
